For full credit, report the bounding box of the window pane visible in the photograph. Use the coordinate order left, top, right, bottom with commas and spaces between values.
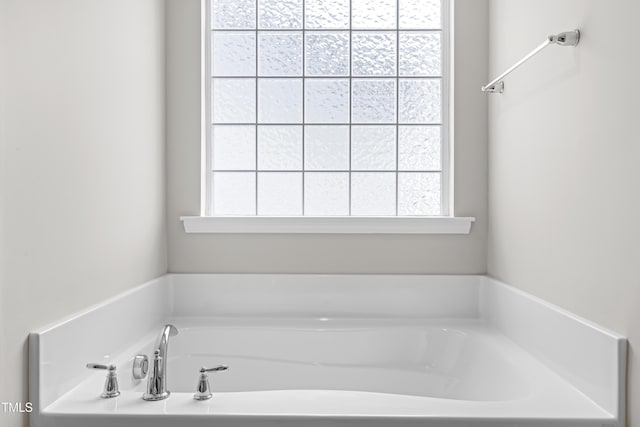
399, 0, 441, 30
305, 79, 350, 123
352, 32, 396, 76
258, 172, 303, 215
212, 172, 256, 215
351, 126, 396, 170
305, 172, 349, 215
352, 0, 396, 29
258, 126, 303, 170
258, 79, 303, 123
305, 32, 350, 76
398, 172, 441, 215
351, 172, 396, 215
259, 0, 303, 29
258, 32, 303, 76
213, 0, 257, 29
212, 79, 256, 123
212, 32, 256, 76
212, 125, 256, 170
399, 32, 441, 76
352, 79, 396, 123
398, 126, 441, 170
305, 0, 349, 29
399, 79, 441, 123
305, 125, 349, 170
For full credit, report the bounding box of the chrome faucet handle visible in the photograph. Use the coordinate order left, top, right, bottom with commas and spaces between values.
202, 365, 228, 373
86, 363, 120, 398
133, 354, 149, 380
194, 365, 228, 401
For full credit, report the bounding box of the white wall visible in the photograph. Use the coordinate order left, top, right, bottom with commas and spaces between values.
166, 0, 489, 274
0, 1, 7, 417
0, 1, 168, 426
0, 0, 6, 410
487, 1, 640, 425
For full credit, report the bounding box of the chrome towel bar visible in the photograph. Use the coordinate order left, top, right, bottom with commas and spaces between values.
482, 29, 580, 93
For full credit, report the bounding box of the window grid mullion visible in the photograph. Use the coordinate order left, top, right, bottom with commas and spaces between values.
214, 122, 445, 126
211, 75, 443, 79
395, 0, 400, 216
255, 2, 259, 215
212, 28, 441, 32
212, 170, 444, 173
348, 0, 353, 216
301, 0, 306, 215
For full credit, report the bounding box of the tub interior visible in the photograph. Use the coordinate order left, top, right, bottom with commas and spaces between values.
119, 320, 530, 402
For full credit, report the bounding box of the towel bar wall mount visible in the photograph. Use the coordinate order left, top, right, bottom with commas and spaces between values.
482, 29, 580, 94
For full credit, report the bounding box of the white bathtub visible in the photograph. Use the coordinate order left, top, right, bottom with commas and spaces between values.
30, 275, 626, 427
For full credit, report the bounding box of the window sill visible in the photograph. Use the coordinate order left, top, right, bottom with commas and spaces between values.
180, 216, 475, 234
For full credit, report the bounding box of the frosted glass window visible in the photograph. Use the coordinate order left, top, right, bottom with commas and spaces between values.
352, 79, 396, 123
258, 172, 303, 215
212, 172, 256, 215
305, 0, 349, 29
305, 125, 349, 170
213, 0, 256, 29
208, 0, 447, 217
258, 32, 303, 76
212, 32, 256, 76
399, 0, 441, 29
399, 79, 441, 123
352, 32, 396, 76
351, 173, 396, 215
398, 126, 441, 170
259, 0, 303, 29
212, 126, 256, 170
305, 79, 350, 123
258, 78, 303, 123
352, 0, 396, 29
398, 173, 441, 215
305, 32, 350, 76
351, 126, 396, 170
258, 126, 303, 170
212, 79, 256, 123
304, 172, 349, 215
399, 32, 441, 76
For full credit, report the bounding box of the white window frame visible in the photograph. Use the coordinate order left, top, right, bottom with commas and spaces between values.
182, 0, 474, 234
